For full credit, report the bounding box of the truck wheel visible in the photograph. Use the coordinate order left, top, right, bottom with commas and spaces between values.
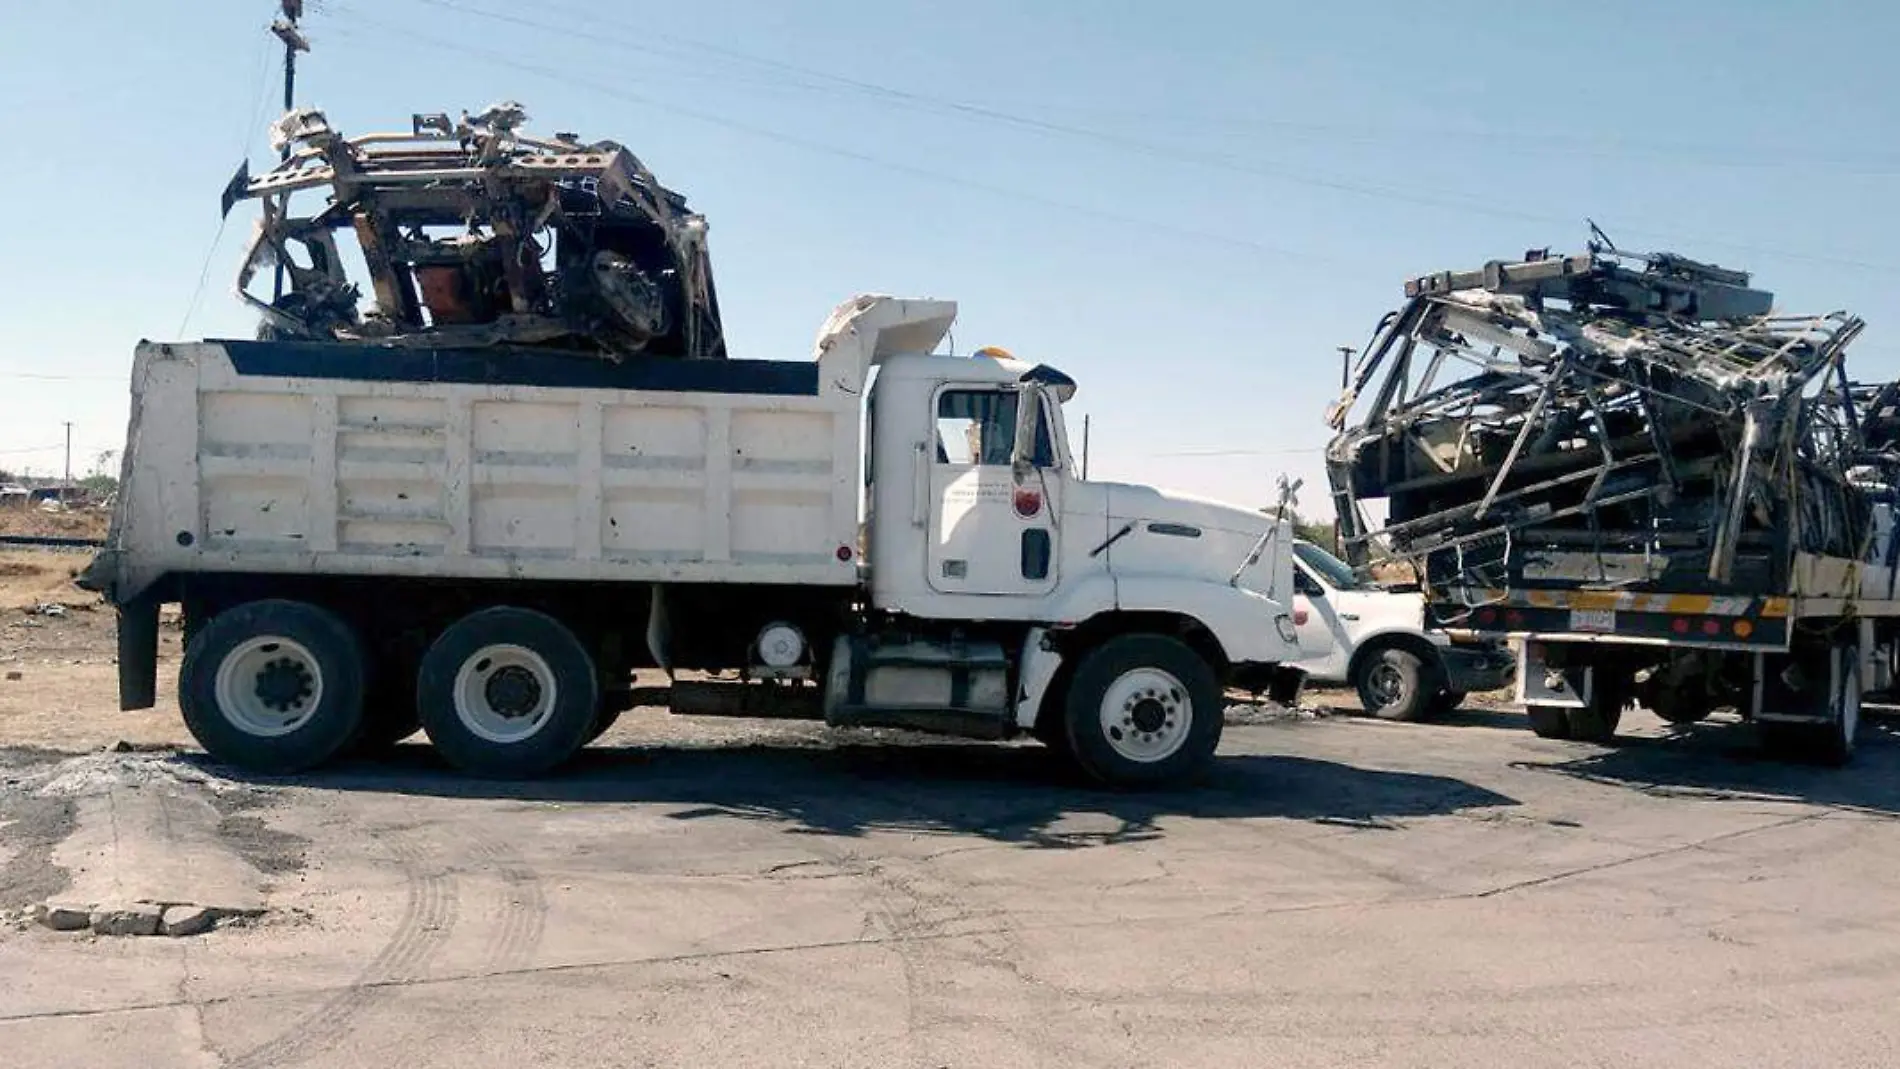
1525, 704, 1572, 739
1430, 690, 1468, 716
1565, 702, 1621, 743
1352, 644, 1440, 721
417, 607, 600, 778
1062, 635, 1222, 786
1560, 669, 1628, 743
1820, 647, 1863, 766
178, 599, 367, 773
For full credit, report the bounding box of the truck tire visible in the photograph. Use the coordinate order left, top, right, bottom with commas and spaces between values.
1639, 661, 1716, 725
1062, 634, 1222, 786
1819, 646, 1863, 766
1565, 672, 1628, 743
178, 599, 367, 773
1565, 702, 1622, 743
1525, 704, 1572, 739
417, 607, 600, 778
1430, 690, 1468, 716
1352, 644, 1441, 721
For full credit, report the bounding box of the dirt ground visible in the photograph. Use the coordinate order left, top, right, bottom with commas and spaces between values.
0, 507, 110, 541
9, 549, 1900, 1068
0, 552, 183, 750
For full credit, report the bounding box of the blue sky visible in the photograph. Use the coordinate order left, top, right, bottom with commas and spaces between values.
2, 0, 1897, 510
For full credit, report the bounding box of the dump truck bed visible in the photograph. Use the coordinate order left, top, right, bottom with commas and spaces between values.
91, 337, 864, 603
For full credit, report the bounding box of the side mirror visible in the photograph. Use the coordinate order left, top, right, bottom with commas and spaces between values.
1009, 384, 1041, 479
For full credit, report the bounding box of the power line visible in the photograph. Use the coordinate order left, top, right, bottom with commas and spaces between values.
383, 0, 1900, 274
181, 18, 285, 339
319, 11, 1344, 266
1149, 447, 1326, 458
523, 0, 1900, 177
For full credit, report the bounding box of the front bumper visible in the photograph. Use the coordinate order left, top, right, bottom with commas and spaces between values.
1440, 644, 1515, 693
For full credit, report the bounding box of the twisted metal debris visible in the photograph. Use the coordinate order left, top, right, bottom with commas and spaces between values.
1324, 245, 1875, 600
225, 102, 725, 359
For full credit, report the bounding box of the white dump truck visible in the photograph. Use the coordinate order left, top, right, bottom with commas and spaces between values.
83, 296, 1303, 784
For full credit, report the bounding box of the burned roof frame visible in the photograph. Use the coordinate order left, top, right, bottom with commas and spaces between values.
225, 102, 725, 361
1324, 246, 1874, 600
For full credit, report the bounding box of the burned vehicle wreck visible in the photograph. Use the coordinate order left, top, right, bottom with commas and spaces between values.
226, 102, 724, 359
1323, 244, 1897, 760
1325, 245, 1871, 599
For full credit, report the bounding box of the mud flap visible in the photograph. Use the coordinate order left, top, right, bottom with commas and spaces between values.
1015, 628, 1064, 729
117, 594, 160, 710
1517, 640, 1591, 709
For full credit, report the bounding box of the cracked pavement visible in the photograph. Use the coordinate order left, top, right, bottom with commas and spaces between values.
5, 703, 1900, 1067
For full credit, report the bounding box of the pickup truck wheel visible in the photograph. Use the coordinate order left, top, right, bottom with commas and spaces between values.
179, 599, 366, 773
1352, 645, 1440, 721
1063, 635, 1221, 786
1525, 704, 1572, 740
1430, 690, 1468, 716
417, 607, 599, 778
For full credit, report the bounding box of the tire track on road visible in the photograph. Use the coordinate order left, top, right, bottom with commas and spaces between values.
225, 833, 459, 1069
467, 832, 549, 974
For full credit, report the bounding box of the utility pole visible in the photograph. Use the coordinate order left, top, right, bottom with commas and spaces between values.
62, 422, 72, 490
1081, 415, 1091, 481
269, 2, 309, 301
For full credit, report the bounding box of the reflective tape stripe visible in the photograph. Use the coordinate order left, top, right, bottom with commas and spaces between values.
1458, 588, 1776, 618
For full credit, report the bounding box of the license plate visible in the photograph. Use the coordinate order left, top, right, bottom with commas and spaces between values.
1569, 608, 1616, 633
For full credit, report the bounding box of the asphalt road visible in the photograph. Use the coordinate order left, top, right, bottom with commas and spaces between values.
5, 705, 1900, 1068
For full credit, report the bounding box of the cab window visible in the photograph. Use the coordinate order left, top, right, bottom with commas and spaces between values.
1292, 541, 1365, 591
1293, 568, 1326, 597
935, 390, 1053, 467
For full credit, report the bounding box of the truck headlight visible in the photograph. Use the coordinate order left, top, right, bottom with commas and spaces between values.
1274, 614, 1298, 644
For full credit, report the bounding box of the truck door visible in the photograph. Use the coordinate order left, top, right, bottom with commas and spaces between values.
1291, 562, 1342, 674
927, 387, 1061, 596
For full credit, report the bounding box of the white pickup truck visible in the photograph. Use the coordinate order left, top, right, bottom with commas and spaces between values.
1288, 540, 1513, 719
82, 296, 1306, 785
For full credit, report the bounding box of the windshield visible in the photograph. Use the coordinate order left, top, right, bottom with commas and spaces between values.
1293, 541, 1365, 591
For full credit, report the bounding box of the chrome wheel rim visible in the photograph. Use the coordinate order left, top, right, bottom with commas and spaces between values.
1098, 667, 1191, 763
453, 644, 558, 744
1366, 661, 1407, 708
214, 635, 324, 737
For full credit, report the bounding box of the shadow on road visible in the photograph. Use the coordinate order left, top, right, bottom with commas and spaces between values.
1433, 706, 1528, 732
235, 741, 1520, 849
1511, 715, 1900, 816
